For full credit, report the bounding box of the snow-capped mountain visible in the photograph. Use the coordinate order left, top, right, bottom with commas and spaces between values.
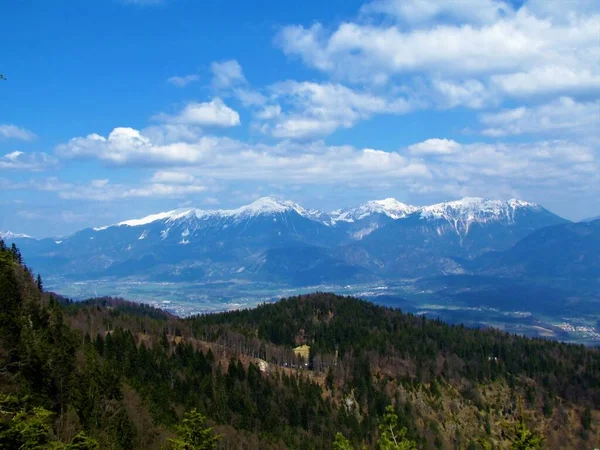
0, 231, 32, 240
330, 198, 418, 223
417, 198, 546, 237
7, 196, 569, 284
353, 197, 567, 276
328, 199, 419, 239
96, 197, 312, 230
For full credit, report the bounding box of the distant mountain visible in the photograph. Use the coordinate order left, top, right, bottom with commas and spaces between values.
5, 196, 570, 284
0, 231, 32, 240
477, 219, 600, 283
581, 215, 600, 223
347, 198, 567, 276
27, 197, 341, 280
329, 198, 418, 239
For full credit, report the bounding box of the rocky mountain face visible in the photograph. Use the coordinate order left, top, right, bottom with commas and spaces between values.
4, 196, 570, 284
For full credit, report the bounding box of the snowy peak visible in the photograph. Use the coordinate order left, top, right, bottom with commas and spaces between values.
94, 197, 310, 230
91, 196, 550, 234
0, 231, 32, 240
361, 198, 419, 220
419, 197, 541, 226
228, 197, 307, 219
330, 198, 417, 223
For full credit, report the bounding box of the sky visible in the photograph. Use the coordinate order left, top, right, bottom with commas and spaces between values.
1, 0, 599, 237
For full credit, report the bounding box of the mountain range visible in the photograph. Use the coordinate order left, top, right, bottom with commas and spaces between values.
5, 196, 592, 287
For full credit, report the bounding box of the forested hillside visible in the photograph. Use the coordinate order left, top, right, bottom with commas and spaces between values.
1, 239, 599, 449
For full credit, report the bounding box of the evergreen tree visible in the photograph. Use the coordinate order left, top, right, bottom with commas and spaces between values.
505, 398, 543, 450
332, 432, 353, 450
377, 405, 417, 450
36, 274, 43, 292
581, 405, 592, 431
168, 409, 220, 450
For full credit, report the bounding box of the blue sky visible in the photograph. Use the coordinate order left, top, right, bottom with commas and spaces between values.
1, 0, 599, 237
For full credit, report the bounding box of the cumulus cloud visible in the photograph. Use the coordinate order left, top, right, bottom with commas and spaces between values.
277, 3, 600, 101
480, 97, 600, 137
56, 127, 241, 165
0, 151, 57, 171
154, 98, 240, 127
0, 124, 36, 141
431, 79, 493, 109
52, 123, 599, 203
491, 66, 600, 97
408, 139, 461, 155
259, 81, 413, 138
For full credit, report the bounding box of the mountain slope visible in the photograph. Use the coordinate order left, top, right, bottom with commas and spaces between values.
329, 198, 418, 240
477, 219, 600, 281
2, 238, 599, 449
6, 196, 569, 283
350, 197, 567, 276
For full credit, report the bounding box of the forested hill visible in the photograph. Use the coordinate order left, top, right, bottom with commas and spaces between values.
1, 239, 599, 449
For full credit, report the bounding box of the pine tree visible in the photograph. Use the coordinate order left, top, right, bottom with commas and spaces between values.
168, 409, 220, 450
505, 398, 543, 450
377, 405, 418, 450
36, 274, 43, 292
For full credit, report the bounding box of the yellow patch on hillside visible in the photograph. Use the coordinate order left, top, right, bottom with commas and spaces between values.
294, 344, 310, 360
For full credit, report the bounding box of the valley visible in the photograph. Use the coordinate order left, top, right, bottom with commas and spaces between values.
44, 277, 600, 346
6, 196, 600, 347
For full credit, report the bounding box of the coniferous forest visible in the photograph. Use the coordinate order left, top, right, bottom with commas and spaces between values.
1, 239, 599, 449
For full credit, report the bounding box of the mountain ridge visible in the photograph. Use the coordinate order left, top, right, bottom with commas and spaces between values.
3, 196, 571, 284
88, 195, 560, 235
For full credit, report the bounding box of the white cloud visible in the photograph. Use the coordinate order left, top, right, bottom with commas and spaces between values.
57, 127, 241, 165
0, 151, 57, 171
277, 5, 600, 100
480, 97, 600, 137
141, 124, 201, 144
259, 81, 413, 138
0, 124, 36, 141
491, 66, 600, 97
211, 59, 246, 89
524, 0, 599, 22
167, 74, 200, 87
255, 104, 282, 120
155, 98, 240, 127
54, 125, 428, 181
53, 123, 599, 204
431, 79, 493, 109
408, 139, 461, 155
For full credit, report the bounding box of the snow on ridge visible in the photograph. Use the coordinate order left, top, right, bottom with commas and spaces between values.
227, 197, 307, 219
419, 197, 540, 224
94, 197, 310, 230
330, 198, 418, 223
0, 231, 32, 240
91, 196, 540, 231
